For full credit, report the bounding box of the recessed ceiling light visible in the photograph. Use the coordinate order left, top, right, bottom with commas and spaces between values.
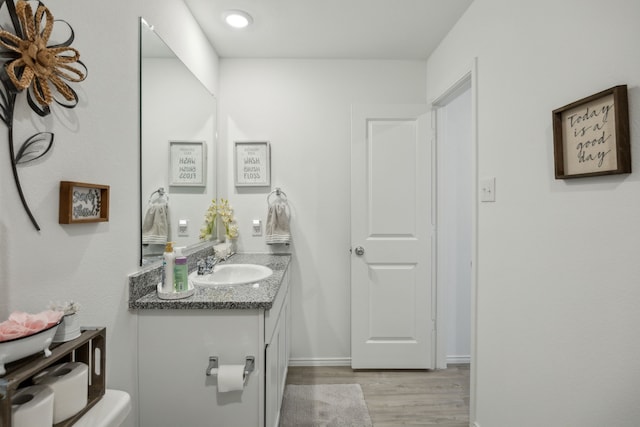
223, 10, 253, 29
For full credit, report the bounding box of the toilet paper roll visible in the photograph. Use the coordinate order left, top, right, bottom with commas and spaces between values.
11, 385, 54, 427
33, 361, 88, 423
217, 364, 246, 392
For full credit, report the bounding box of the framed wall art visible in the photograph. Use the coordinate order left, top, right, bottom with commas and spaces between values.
169, 141, 206, 187
59, 181, 110, 224
234, 141, 271, 187
552, 85, 630, 179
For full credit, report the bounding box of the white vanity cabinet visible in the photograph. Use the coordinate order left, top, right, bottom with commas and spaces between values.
264, 267, 291, 427
137, 267, 290, 427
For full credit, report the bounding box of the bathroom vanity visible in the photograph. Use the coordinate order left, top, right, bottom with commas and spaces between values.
129, 253, 291, 427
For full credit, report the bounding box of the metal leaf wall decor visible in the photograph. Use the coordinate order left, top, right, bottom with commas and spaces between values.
0, 0, 87, 230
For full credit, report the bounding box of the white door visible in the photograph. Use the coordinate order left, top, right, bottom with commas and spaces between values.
350, 104, 434, 369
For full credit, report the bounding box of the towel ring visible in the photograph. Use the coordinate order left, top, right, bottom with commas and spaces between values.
148, 187, 169, 204
267, 187, 287, 205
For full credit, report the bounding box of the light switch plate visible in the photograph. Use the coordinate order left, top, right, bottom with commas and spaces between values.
178, 219, 189, 236
480, 177, 496, 202
252, 219, 262, 236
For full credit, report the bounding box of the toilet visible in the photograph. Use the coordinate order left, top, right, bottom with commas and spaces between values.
74, 389, 131, 427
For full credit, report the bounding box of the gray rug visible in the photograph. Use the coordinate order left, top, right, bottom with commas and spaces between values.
279, 384, 373, 427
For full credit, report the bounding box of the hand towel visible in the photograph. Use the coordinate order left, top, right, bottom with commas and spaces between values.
266, 199, 291, 245
142, 202, 170, 244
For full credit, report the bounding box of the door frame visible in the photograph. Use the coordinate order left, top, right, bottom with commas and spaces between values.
430, 57, 478, 423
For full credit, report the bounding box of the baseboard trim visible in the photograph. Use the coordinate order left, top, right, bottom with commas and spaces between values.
288, 357, 352, 367
289, 356, 469, 367
447, 355, 471, 365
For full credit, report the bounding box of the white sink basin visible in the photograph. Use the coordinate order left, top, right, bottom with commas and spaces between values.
189, 264, 273, 287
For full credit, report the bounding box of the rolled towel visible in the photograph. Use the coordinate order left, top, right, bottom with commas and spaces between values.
265, 200, 291, 245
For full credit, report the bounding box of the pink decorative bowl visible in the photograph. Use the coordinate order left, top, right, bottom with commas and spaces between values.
0, 322, 60, 376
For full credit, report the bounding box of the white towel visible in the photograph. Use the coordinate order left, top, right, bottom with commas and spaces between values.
266, 199, 291, 245
142, 202, 170, 245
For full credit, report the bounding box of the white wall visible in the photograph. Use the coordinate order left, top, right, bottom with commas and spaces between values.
0, 2, 140, 426
0, 1, 218, 427
427, 0, 640, 426
218, 59, 427, 362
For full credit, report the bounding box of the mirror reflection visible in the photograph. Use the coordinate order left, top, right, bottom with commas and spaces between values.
139, 18, 217, 265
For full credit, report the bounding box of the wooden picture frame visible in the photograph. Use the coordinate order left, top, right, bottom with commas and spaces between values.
169, 141, 206, 187
552, 85, 630, 179
234, 141, 271, 187
59, 181, 110, 224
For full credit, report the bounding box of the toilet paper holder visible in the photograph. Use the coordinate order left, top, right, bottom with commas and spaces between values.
205, 356, 255, 380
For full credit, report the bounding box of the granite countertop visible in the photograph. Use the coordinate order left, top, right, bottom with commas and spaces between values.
129, 253, 291, 310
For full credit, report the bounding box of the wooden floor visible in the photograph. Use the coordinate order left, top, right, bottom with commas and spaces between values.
285, 364, 470, 427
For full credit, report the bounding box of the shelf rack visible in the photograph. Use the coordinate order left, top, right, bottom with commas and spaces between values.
0, 327, 106, 427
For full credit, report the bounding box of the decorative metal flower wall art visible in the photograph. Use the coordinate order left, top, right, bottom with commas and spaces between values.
0, 0, 87, 230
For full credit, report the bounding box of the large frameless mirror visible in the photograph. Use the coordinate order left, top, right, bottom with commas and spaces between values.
139, 17, 217, 265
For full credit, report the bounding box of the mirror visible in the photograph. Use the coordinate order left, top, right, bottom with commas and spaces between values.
139, 18, 217, 265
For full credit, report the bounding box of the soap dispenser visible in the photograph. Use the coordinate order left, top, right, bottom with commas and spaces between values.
161, 242, 175, 294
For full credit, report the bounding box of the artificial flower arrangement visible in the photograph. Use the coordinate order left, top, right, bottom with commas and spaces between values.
199, 198, 239, 241
48, 300, 80, 316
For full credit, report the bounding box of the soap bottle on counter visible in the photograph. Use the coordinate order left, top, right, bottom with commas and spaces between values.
161, 241, 175, 293
174, 256, 188, 292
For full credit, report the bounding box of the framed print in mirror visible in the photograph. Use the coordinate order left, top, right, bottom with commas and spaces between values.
169, 141, 206, 186
234, 141, 271, 187
552, 85, 630, 179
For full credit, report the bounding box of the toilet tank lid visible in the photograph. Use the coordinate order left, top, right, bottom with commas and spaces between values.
74, 389, 131, 427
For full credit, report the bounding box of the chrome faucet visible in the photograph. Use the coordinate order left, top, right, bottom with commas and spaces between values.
197, 254, 219, 275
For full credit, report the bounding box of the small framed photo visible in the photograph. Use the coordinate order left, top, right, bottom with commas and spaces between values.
552, 85, 630, 179
169, 141, 206, 186
234, 141, 271, 187
59, 181, 110, 224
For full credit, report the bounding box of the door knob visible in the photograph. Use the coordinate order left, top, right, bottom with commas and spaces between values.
354, 246, 365, 256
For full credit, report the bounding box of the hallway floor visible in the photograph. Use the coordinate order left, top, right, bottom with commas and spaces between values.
285, 364, 470, 426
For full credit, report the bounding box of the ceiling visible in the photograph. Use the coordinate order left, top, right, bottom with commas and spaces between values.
183, 0, 474, 60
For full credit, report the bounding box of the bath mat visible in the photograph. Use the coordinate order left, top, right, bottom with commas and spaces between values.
279, 383, 373, 427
